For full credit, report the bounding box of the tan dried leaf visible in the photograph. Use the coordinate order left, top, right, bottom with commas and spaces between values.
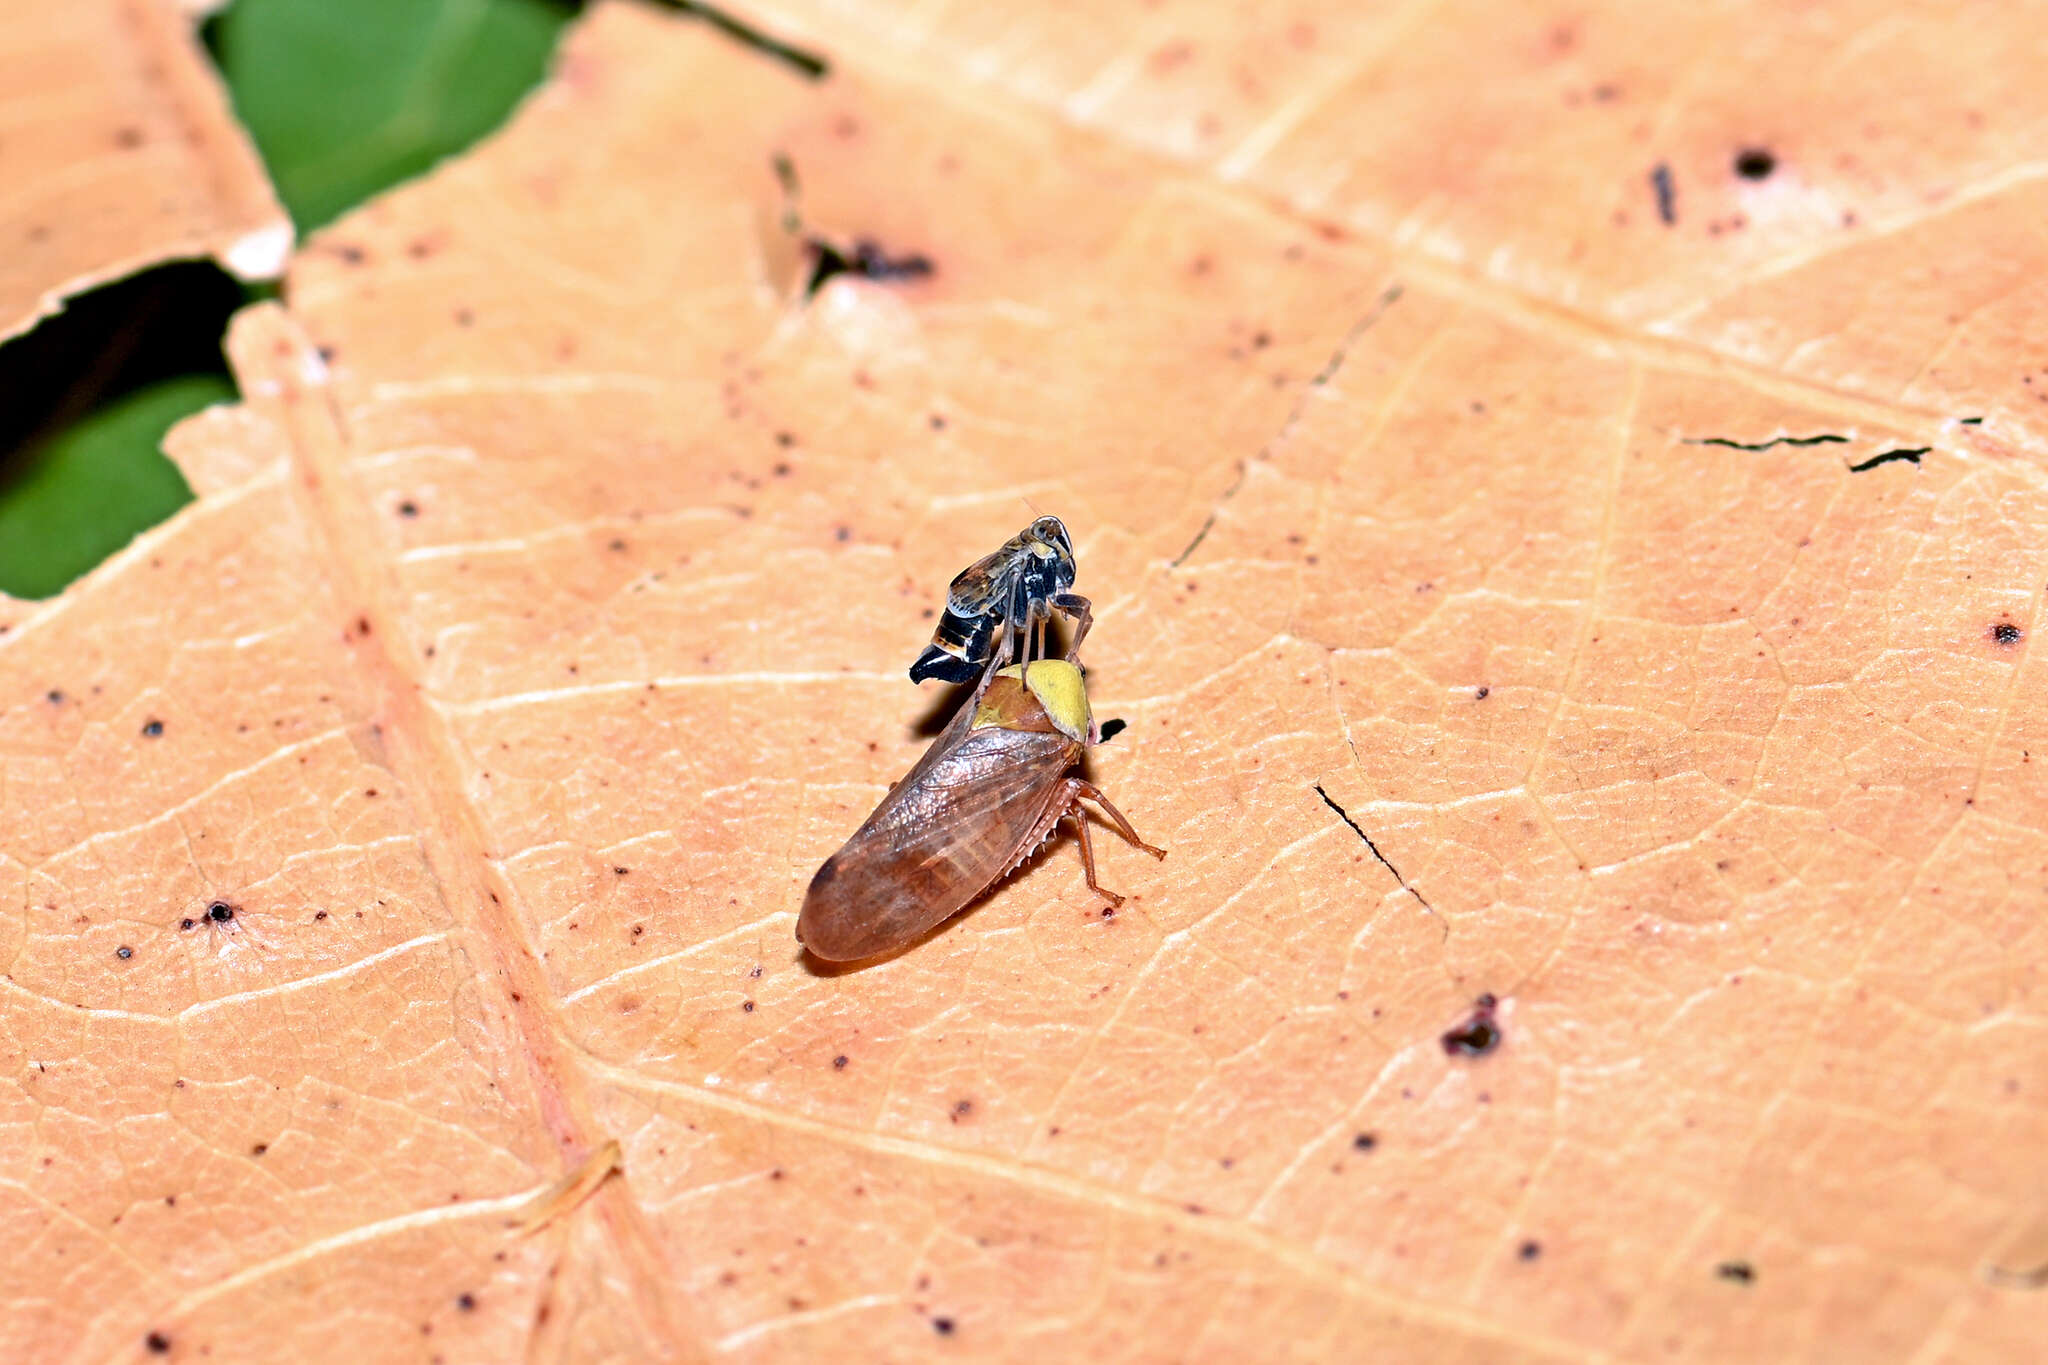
0, 1, 288, 342
5, 4, 2044, 1362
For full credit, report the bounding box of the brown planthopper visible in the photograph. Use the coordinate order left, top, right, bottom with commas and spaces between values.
797, 657, 1163, 963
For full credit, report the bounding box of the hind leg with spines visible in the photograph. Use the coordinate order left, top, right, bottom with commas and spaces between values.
1058, 778, 1166, 907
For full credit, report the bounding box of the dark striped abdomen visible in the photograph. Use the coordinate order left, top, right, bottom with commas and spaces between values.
909, 606, 996, 683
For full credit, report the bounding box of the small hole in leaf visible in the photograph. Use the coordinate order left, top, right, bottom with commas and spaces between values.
1734, 148, 1776, 179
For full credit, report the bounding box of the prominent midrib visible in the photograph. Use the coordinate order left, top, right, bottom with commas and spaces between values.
230, 301, 709, 1359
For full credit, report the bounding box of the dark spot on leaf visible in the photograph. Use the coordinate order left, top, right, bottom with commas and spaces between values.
1519, 1240, 1542, 1261
208, 902, 234, 923
1848, 447, 1927, 472
1993, 622, 2022, 646
1442, 993, 1501, 1057
613, 866, 630, 875
1099, 718, 1128, 742
932, 1317, 955, 1336
1649, 163, 1676, 225
46, 689, 62, 703
804, 237, 934, 297
397, 501, 419, 517
179, 918, 196, 931
251, 1142, 268, 1156
951, 1099, 973, 1122
742, 1000, 755, 1012
1717, 1260, 1755, 1284
142, 719, 164, 737
146, 1332, 171, 1354
1474, 686, 1489, 700
1734, 148, 1776, 179
116, 946, 133, 960
457, 1292, 476, 1311
1352, 1132, 1377, 1151
1686, 432, 1846, 452
833, 1055, 849, 1069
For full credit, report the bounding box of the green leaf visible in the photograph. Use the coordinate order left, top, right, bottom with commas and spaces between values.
208, 0, 575, 232
0, 376, 227, 600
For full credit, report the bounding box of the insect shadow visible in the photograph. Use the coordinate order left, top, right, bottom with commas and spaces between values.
908, 677, 976, 739
798, 915, 961, 975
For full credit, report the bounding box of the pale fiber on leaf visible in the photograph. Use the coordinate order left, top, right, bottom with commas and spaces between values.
0, 0, 288, 341
4, 2, 2046, 1362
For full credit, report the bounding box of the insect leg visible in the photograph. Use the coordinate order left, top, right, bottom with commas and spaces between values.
1061, 796, 1125, 908
1070, 779, 1166, 858
1053, 592, 1093, 659
1000, 607, 1023, 669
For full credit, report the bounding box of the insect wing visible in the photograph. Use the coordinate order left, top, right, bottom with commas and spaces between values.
943, 541, 1022, 615
799, 715, 1077, 962
941, 516, 1071, 615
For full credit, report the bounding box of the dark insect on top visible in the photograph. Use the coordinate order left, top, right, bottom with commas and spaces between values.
910, 516, 1089, 685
